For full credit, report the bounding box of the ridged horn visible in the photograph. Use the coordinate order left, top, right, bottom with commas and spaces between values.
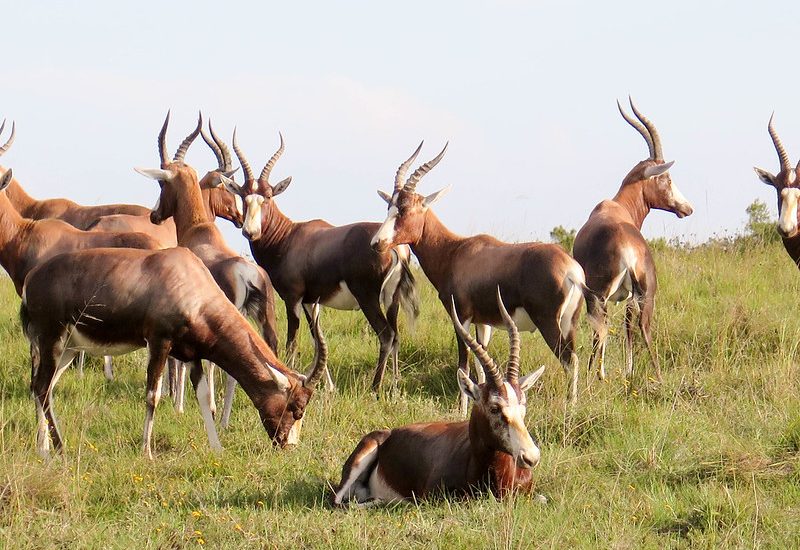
404, 142, 449, 193
232, 128, 255, 183
617, 99, 655, 159
449, 297, 503, 388
201, 120, 225, 170
259, 132, 285, 183
394, 141, 424, 192
0, 120, 15, 156
303, 304, 328, 389
495, 287, 520, 384
173, 112, 202, 162
209, 121, 233, 171
768, 113, 793, 175
158, 110, 170, 166
629, 98, 663, 161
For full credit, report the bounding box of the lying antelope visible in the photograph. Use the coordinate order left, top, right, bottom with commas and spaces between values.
754, 114, 800, 265
333, 289, 545, 505
230, 130, 418, 392
371, 143, 584, 410
21, 246, 324, 459
136, 113, 278, 428
573, 99, 693, 381
0, 121, 150, 229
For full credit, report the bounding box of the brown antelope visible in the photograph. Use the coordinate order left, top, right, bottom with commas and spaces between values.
0, 121, 150, 229
573, 99, 693, 382
21, 246, 325, 459
230, 130, 419, 392
753, 114, 800, 266
371, 144, 584, 410
136, 112, 278, 428
333, 289, 545, 505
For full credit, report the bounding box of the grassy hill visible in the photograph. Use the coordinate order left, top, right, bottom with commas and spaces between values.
1, 234, 799, 548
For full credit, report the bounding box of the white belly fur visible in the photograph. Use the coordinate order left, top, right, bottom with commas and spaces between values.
322, 281, 360, 311
488, 308, 537, 333
66, 327, 140, 357
368, 464, 404, 503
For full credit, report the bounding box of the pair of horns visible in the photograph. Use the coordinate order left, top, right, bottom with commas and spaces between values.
232, 130, 285, 185
0, 119, 15, 156
617, 97, 664, 161
450, 287, 521, 387
766, 113, 800, 175
393, 141, 449, 194
201, 120, 233, 172
158, 111, 202, 166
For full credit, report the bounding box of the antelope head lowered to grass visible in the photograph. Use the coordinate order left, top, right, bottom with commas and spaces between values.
573, 98, 693, 383
333, 289, 545, 505
754, 114, 800, 266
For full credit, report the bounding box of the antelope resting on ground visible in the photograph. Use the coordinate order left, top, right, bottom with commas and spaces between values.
0, 121, 150, 229
371, 143, 584, 410
21, 246, 325, 459
333, 289, 545, 506
754, 114, 800, 266
136, 112, 278, 428
230, 130, 419, 392
573, 99, 693, 382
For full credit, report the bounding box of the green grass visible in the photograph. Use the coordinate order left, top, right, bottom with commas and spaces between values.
1, 240, 799, 548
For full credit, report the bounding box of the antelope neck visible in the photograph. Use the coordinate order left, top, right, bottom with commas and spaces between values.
407, 210, 462, 290
612, 182, 651, 229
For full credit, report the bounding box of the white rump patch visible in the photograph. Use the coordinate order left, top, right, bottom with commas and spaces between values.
557, 265, 585, 336
379, 250, 403, 311
323, 281, 360, 311
367, 464, 404, 503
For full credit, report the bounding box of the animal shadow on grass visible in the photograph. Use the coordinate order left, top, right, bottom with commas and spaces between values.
216, 478, 330, 510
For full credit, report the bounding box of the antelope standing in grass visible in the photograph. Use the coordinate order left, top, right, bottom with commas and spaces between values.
753, 114, 800, 266
573, 99, 693, 382
136, 113, 278, 428
333, 289, 545, 505
0, 121, 150, 229
21, 246, 326, 459
231, 131, 419, 392
371, 144, 584, 410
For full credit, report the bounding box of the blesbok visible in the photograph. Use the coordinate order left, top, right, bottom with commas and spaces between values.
21, 246, 325, 459
333, 289, 545, 505
753, 114, 800, 266
136, 113, 278, 428
0, 121, 150, 229
371, 143, 584, 410
231, 130, 419, 392
573, 99, 693, 382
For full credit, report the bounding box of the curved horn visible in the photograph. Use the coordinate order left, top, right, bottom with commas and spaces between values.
495, 287, 520, 384
173, 112, 202, 162
158, 110, 170, 166
768, 113, 793, 174
259, 132, 285, 183
404, 142, 449, 193
209, 121, 233, 171
232, 128, 255, 183
394, 141, 424, 192
449, 297, 503, 388
0, 120, 15, 156
201, 120, 225, 170
629, 98, 663, 161
303, 304, 328, 389
617, 100, 655, 159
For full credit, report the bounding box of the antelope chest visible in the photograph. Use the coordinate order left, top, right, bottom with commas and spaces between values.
322, 281, 360, 311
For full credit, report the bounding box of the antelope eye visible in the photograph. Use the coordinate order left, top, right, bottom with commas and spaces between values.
293, 410, 304, 420
489, 405, 501, 414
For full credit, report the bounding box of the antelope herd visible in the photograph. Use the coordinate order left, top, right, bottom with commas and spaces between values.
0, 98, 795, 506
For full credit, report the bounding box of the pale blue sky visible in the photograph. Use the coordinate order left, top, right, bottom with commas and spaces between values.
4, 1, 800, 250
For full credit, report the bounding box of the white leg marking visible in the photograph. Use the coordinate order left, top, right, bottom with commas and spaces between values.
334, 442, 380, 505
221, 374, 236, 429
103, 355, 114, 381
175, 362, 186, 413
196, 372, 223, 452
35, 396, 50, 458
207, 362, 217, 419
142, 376, 163, 459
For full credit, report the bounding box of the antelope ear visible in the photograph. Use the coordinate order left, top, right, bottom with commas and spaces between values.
422, 185, 451, 209
519, 365, 546, 393
223, 167, 240, 178
265, 362, 291, 391
642, 161, 674, 179
135, 167, 176, 182
219, 174, 244, 196
271, 176, 292, 197
753, 167, 778, 187
0, 168, 13, 191
377, 189, 393, 204
457, 369, 481, 402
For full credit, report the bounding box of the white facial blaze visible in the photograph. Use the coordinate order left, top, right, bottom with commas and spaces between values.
668, 182, 693, 213
234, 194, 244, 217
371, 206, 398, 248
243, 194, 263, 239
286, 417, 303, 446
779, 188, 800, 236
497, 382, 540, 467
152, 197, 161, 213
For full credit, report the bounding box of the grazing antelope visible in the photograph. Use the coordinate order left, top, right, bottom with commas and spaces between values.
573, 99, 693, 382
371, 144, 584, 410
136, 113, 278, 428
21, 246, 325, 459
753, 114, 800, 266
0, 121, 150, 229
333, 289, 545, 506
231, 131, 419, 392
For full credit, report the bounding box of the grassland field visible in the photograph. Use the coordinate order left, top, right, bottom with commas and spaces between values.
0, 231, 799, 548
